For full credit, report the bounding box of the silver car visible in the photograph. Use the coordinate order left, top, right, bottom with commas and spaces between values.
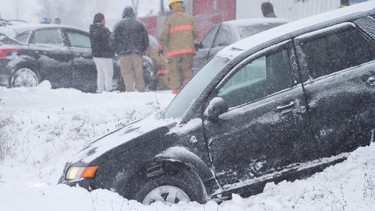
193, 18, 288, 73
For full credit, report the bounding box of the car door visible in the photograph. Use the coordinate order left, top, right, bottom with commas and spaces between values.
203, 41, 313, 191
29, 27, 73, 88
294, 18, 375, 159
63, 28, 97, 92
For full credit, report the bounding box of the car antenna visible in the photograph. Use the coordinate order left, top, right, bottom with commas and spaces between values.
153, 90, 162, 112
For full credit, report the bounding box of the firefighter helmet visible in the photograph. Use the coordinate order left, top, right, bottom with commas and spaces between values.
169, 0, 184, 7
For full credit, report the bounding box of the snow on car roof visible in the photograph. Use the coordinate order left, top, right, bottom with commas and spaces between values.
2, 23, 88, 34
217, 1, 375, 60
222, 18, 288, 27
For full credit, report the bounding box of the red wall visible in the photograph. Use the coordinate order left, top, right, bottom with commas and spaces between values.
139, 15, 158, 38
192, 0, 236, 41
140, 0, 236, 41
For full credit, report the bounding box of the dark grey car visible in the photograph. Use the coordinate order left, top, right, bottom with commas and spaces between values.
0, 24, 154, 92
59, 2, 375, 205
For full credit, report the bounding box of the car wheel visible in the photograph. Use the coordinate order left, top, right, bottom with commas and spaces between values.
10, 67, 39, 87
134, 174, 202, 205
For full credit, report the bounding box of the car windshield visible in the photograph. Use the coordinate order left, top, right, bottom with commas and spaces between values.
238, 23, 284, 39
163, 56, 230, 119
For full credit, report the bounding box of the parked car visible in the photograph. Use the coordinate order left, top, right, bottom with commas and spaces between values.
0, 18, 27, 27
59, 2, 375, 205
0, 24, 154, 92
193, 18, 288, 73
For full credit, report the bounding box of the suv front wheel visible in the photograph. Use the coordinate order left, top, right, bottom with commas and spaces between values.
134, 174, 204, 205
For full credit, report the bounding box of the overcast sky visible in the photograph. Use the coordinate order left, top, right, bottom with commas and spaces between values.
0, 0, 160, 29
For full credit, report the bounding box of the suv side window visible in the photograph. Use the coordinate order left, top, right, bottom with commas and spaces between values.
218, 46, 293, 108
65, 30, 91, 48
30, 28, 63, 46
298, 24, 375, 79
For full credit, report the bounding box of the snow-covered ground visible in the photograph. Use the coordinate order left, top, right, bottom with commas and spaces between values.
1, 84, 375, 211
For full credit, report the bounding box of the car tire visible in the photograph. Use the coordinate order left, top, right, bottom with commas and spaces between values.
10, 67, 40, 88
133, 174, 204, 205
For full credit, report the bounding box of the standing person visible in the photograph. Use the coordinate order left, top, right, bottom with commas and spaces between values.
261, 2, 277, 18
110, 6, 149, 92
89, 13, 114, 93
158, 0, 198, 94
54, 17, 62, 25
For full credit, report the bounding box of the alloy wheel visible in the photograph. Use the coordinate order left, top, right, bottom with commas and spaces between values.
142, 185, 191, 205
11, 68, 39, 87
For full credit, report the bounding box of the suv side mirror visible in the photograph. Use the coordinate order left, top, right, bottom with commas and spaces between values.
204, 97, 228, 121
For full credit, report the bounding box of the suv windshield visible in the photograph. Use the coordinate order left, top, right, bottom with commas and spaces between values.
164, 56, 229, 119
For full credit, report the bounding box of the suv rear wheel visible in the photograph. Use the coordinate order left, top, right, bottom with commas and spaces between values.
10, 67, 39, 87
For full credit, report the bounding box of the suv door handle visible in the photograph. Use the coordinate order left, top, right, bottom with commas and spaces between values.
367, 76, 375, 86
276, 101, 295, 111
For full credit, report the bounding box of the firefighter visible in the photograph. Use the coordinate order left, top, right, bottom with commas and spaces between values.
158, 0, 199, 94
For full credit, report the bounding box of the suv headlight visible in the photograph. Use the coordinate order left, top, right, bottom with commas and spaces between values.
66, 166, 98, 180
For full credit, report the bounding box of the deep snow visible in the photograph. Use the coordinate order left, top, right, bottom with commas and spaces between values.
0, 84, 375, 211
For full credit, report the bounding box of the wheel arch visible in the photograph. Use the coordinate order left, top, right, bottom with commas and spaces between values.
9, 58, 40, 81
9, 55, 40, 73
114, 146, 215, 202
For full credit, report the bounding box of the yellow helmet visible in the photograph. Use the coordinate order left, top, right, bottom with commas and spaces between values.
169, 0, 184, 7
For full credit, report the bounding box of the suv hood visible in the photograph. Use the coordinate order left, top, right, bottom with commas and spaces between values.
68, 114, 177, 165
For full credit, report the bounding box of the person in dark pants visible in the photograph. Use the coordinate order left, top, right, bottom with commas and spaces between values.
89, 13, 114, 92
110, 7, 149, 92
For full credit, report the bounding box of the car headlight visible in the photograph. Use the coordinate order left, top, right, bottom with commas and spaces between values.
66, 166, 98, 180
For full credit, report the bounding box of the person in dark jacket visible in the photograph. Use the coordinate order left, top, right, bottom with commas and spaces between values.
110, 6, 149, 92
261, 2, 277, 18
89, 13, 114, 92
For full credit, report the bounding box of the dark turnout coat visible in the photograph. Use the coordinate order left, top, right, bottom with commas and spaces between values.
110, 7, 149, 56
89, 23, 113, 58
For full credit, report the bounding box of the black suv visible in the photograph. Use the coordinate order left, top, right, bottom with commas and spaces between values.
59, 2, 375, 204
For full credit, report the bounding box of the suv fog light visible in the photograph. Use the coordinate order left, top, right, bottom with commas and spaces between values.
66, 166, 98, 180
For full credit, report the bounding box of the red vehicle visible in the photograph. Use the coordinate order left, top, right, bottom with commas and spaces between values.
140, 0, 235, 41
140, 0, 348, 41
